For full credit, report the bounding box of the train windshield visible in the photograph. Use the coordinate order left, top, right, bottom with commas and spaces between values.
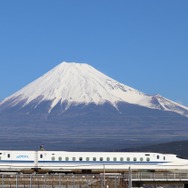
177, 155, 188, 160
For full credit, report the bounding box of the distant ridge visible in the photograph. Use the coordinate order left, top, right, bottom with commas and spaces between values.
123, 139, 188, 158
0, 61, 188, 151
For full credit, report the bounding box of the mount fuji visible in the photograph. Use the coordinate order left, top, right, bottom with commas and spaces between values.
0, 62, 188, 151
1, 62, 188, 116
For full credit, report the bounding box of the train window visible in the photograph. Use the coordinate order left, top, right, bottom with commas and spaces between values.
127, 157, 130, 161
79, 157, 83, 161
133, 157, 137, 162
93, 157, 96, 161
7, 154, 10, 158
157, 155, 160, 159
72, 157, 76, 161
86, 157, 89, 161
100, 157, 103, 161
120, 157, 124, 161
140, 157, 143, 162
58, 157, 62, 161
40, 154, 43, 158
51, 157, 55, 161
145, 154, 150, 156
0, 153, 2, 155
163, 156, 165, 160
113, 157, 117, 161
65, 157, 69, 161
106, 157, 110, 161
146, 157, 150, 162
0, 156, 1, 160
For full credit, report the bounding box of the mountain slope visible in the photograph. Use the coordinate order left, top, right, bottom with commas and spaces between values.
0, 62, 188, 151
0, 62, 188, 117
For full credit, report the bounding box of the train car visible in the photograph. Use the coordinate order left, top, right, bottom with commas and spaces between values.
0, 150, 188, 173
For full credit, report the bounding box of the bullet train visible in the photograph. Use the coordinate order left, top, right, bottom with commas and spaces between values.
0, 149, 188, 174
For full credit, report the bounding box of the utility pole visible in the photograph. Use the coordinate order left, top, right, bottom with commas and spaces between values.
103, 164, 106, 188
128, 166, 132, 188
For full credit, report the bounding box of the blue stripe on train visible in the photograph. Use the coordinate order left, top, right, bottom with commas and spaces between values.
38, 161, 167, 165
0, 160, 34, 163
0, 160, 168, 165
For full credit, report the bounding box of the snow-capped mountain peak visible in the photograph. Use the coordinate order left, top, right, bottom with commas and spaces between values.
1, 62, 188, 116
0, 62, 144, 108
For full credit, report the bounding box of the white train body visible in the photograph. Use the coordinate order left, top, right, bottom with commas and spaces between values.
0, 150, 188, 173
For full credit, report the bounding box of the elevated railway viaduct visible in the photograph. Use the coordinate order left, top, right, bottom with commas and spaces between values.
1, 171, 188, 188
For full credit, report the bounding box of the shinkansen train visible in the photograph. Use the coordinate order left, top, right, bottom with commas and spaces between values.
0, 149, 188, 174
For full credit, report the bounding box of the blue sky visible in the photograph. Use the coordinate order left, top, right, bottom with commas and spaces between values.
0, 1, 188, 106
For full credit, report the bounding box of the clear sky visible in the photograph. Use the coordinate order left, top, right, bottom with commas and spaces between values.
0, 0, 188, 106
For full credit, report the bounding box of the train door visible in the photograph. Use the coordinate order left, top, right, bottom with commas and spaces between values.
2, 151, 12, 169
34, 151, 38, 169
38, 151, 46, 168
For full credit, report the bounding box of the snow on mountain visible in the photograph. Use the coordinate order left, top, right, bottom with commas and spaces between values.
1, 62, 188, 116
142, 94, 188, 116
